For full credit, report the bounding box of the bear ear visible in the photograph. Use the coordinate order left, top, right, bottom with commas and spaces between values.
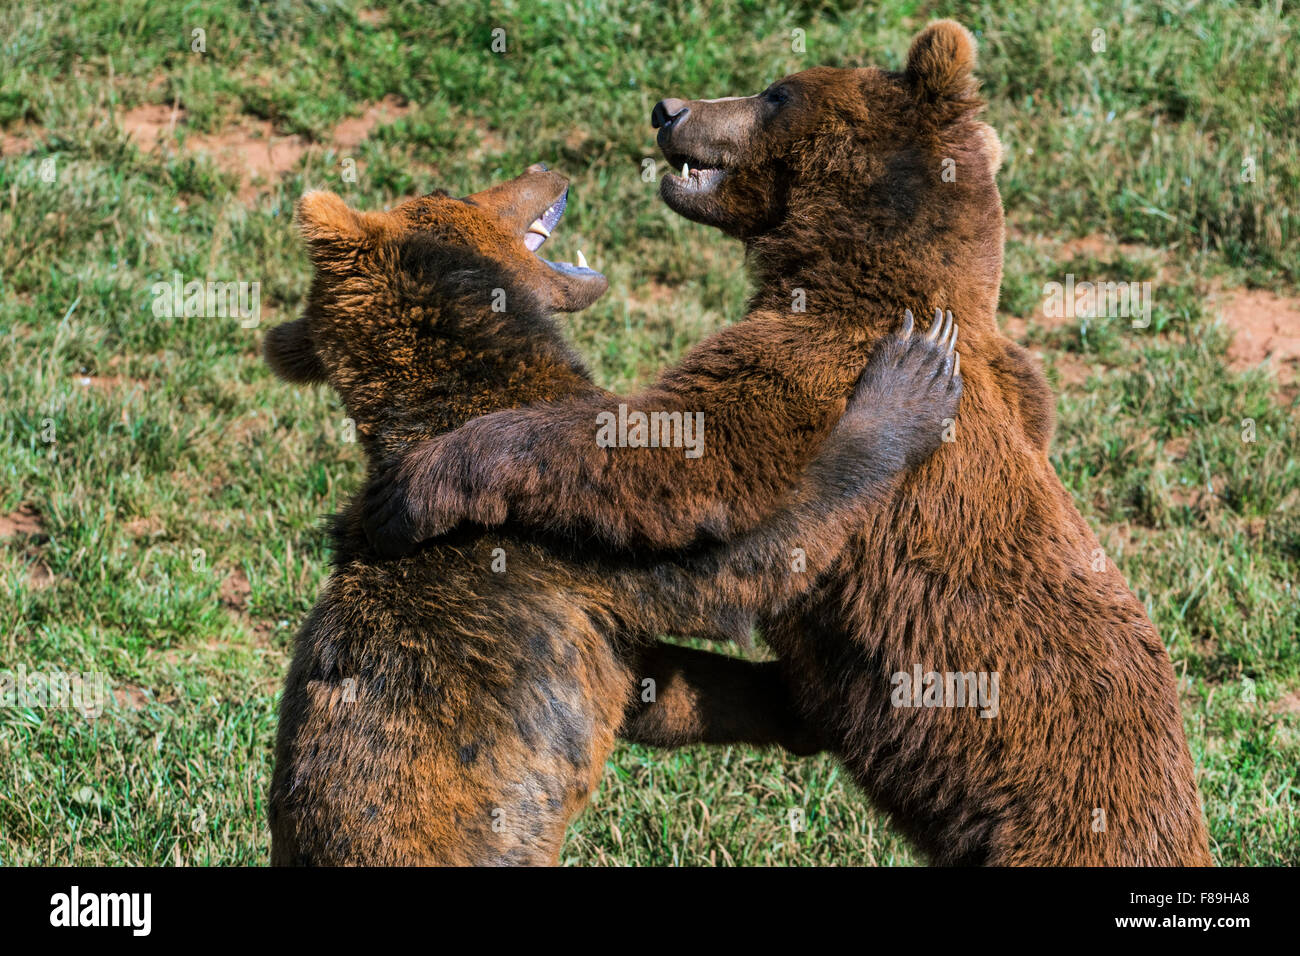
297, 190, 387, 269
264, 317, 327, 384
905, 20, 980, 105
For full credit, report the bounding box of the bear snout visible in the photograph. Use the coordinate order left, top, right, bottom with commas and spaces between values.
651, 98, 690, 142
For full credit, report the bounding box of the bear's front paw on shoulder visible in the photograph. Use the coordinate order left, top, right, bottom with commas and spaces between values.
362, 444, 511, 558
853, 308, 961, 462
362, 468, 433, 558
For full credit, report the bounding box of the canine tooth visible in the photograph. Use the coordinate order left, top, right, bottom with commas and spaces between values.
527, 218, 551, 238
576, 249, 588, 269
682, 161, 690, 179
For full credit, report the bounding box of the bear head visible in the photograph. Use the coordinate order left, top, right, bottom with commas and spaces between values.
263, 167, 606, 448
652, 20, 1002, 241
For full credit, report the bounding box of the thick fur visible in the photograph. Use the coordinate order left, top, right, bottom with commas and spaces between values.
265, 169, 962, 864
367, 22, 1212, 865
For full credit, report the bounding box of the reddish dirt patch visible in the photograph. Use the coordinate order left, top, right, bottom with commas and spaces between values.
1, 132, 34, 157
1056, 233, 1161, 263
26, 560, 54, 588
1050, 352, 1094, 387
222, 412, 268, 449
1053, 232, 1170, 280
1274, 690, 1300, 716
332, 94, 411, 152
623, 280, 677, 315
1058, 234, 1112, 259
113, 683, 151, 711
0, 506, 44, 538
1164, 436, 1191, 461
1, 506, 53, 588
122, 516, 165, 538
1034, 307, 1081, 333
220, 568, 252, 614
1165, 483, 1210, 510
216, 567, 278, 643
192, 122, 307, 203
121, 103, 306, 203
120, 102, 184, 147
357, 9, 386, 25
120, 96, 413, 203
0, 119, 49, 157
1219, 289, 1300, 385
565, 127, 591, 152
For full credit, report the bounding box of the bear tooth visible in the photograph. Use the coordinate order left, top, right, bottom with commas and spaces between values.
527, 219, 550, 239
682, 162, 690, 179
576, 250, 588, 269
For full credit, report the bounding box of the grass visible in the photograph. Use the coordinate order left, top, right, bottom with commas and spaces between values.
1, 0, 1297, 866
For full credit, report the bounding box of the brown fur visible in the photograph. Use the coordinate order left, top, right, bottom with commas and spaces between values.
265, 168, 962, 864
368, 22, 1212, 865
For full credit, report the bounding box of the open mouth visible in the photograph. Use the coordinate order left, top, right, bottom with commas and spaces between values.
524, 189, 602, 277
664, 154, 726, 194
523, 192, 565, 252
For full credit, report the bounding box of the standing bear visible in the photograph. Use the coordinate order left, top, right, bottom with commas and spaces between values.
366, 22, 1212, 865
264, 167, 962, 864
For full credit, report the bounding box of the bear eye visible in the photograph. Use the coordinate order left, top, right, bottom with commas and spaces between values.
760, 85, 790, 107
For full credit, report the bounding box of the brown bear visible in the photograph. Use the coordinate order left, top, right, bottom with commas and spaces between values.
364, 23, 1212, 865
263, 167, 962, 864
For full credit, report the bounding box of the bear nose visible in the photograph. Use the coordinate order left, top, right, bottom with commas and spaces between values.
526, 162, 549, 173
651, 98, 690, 130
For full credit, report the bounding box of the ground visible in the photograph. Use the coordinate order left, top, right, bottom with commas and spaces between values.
0, 0, 1296, 866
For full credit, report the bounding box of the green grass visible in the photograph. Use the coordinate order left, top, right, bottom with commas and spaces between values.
1, 0, 1297, 865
